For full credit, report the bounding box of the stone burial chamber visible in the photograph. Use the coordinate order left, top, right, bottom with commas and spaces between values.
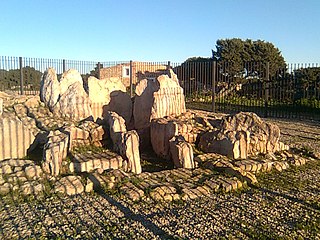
0, 66, 300, 198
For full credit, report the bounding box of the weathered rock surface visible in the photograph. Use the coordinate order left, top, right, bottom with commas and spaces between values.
54, 175, 84, 196
169, 136, 195, 169
0, 116, 36, 160
106, 111, 141, 174
133, 69, 186, 142
24, 165, 43, 179
106, 111, 127, 152
87, 76, 132, 124
40, 67, 60, 110
53, 81, 92, 120
150, 118, 178, 160
69, 152, 126, 173
42, 130, 69, 176
119, 130, 142, 174
40, 68, 92, 121
199, 112, 285, 159
21, 181, 45, 196
150, 111, 206, 160
62, 121, 107, 150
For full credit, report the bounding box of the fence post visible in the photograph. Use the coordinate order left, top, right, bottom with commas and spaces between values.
264, 62, 270, 117
211, 60, 217, 112
129, 60, 133, 97
62, 59, 66, 73
19, 57, 24, 95
97, 62, 101, 79
167, 61, 171, 70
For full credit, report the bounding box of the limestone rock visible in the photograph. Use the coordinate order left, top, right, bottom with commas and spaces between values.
88, 172, 117, 190
150, 118, 178, 160
105, 111, 141, 174
21, 182, 45, 195
199, 112, 281, 159
62, 121, 107, 150
0, 117, 36, 160
42, 130, 69, 176
169, 136, 195, 169
0, 165, 13, 175
24, 165, 43, 179
106, 111, 127, 151
0, 183, 12, 195
40, 68, 93, 121
40, 68, 60, 110
150, 184, 179, 202
69, 153, 125, 173
85, 178, 94, 193
133, 69, 186, 135
54, 175, 84, 196
59, 69, 83, 95
87, 76, 132, 124
119, 130, 142, 174
24, 96, 40, 109
53, 81, 92, 120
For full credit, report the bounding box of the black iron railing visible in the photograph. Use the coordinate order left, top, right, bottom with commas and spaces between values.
0, 56, 319, 119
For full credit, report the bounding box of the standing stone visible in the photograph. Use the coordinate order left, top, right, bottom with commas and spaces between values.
119, 130, 142, 174
150, 118, 178, 160
59, 69, 83, 95
40, 68, 60, 110
106, 111, 127, 151
40, 68, 93, 121
42, 130, 69, 176
169, 136, 195, 169
0, 116, 36, 161
106, 111, 141, 174
86, 76, 132, 124
53, 81, 92, 121
133, 70, 186, 147
134, 69, 186, 129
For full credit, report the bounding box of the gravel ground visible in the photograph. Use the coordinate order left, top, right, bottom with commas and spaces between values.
1, 118, 320, 240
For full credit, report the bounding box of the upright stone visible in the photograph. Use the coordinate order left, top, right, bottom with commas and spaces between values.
150, 118, 178, 160
0, 116, 36, 160
53, 81, 92, 120
40, 68, 60, 110
42, 130, 69, 176
134, 69, 186, 146
40, 68, 93, 121
169, 136, 195, 169
119, 130, 142, 174
86, 76, 132, 124
106, 111, 127, 151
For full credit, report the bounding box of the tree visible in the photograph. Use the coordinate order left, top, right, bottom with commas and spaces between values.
90, 62, 103, 78
0, 67, 42, 91
293, 67, 320, 99
212, 38, 286, 78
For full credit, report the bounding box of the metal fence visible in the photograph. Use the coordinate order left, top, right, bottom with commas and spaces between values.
1, 56, 319, 120
177, 61, 320, 120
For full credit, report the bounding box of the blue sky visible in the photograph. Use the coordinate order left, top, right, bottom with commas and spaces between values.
0, 0, 319, 63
